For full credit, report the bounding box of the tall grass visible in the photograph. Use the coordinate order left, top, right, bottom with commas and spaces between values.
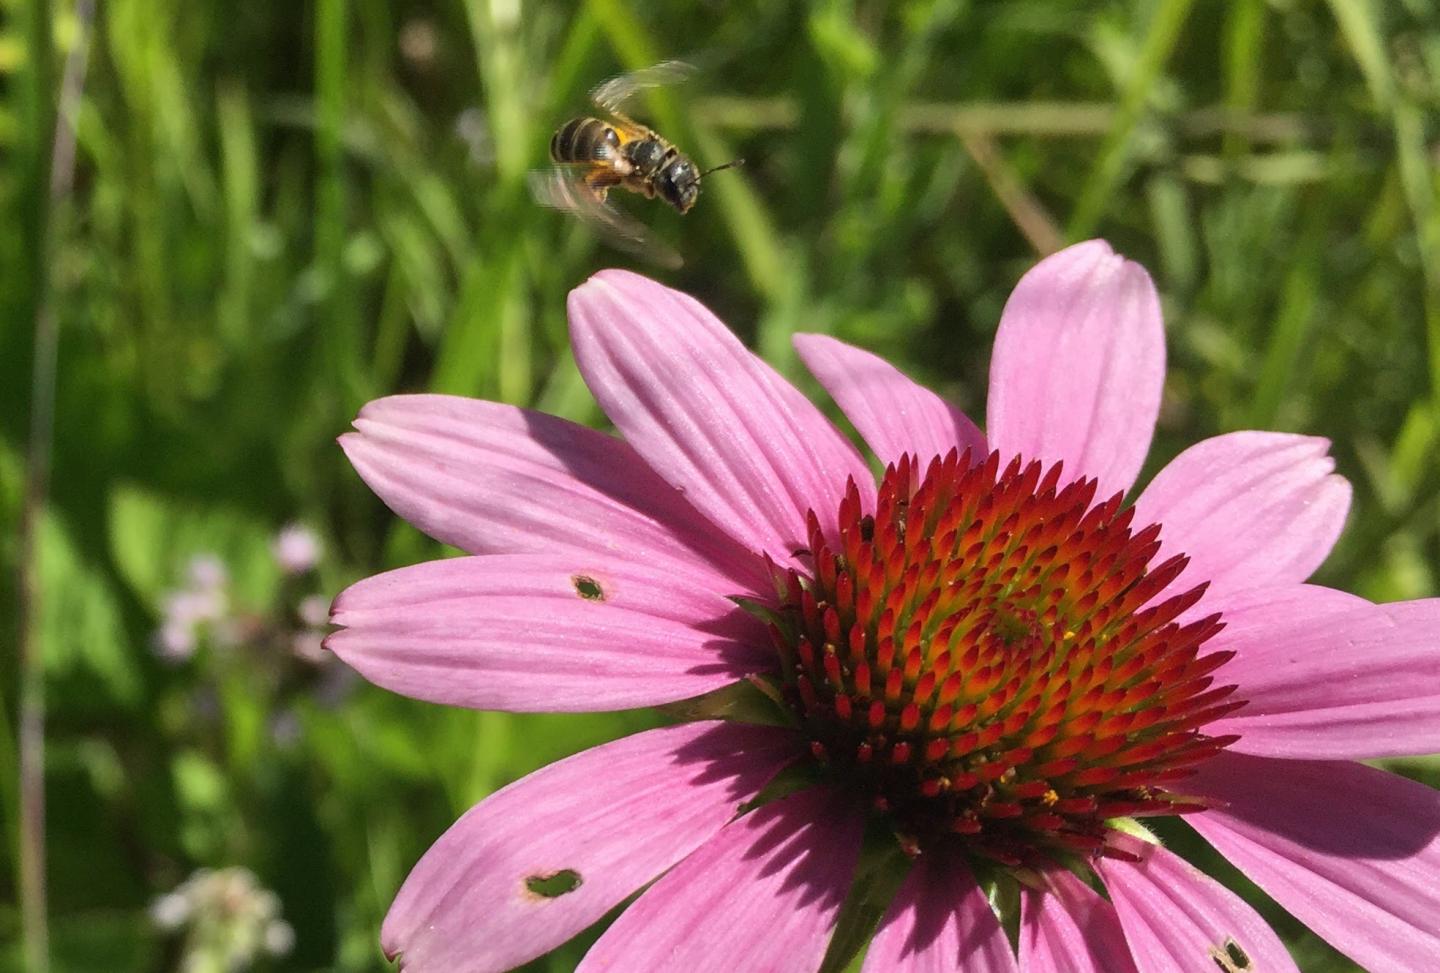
2, 1, 1437, 969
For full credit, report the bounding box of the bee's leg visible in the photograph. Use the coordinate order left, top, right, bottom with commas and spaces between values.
584, 169, 623, 197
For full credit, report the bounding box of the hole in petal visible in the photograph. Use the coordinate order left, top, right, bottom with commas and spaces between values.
1209, 937, 1252, 972
571, 575, 605, 601
524, 869, 582, 898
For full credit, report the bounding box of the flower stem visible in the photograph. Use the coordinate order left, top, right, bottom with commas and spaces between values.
17, 3, 95, 970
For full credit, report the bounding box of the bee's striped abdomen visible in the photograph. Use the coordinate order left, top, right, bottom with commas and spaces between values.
550, 117, 620, 164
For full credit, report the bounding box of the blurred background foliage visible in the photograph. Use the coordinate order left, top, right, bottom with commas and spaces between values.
2, 0, 1438, 969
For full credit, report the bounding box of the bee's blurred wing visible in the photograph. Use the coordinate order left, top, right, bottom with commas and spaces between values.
590, 60, 696, 115
528, 168, 682, 270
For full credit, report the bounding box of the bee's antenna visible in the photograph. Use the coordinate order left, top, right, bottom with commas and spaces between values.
699, 158, 744, 179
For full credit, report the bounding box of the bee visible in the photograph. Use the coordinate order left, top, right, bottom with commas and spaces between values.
530, 60, 741, 268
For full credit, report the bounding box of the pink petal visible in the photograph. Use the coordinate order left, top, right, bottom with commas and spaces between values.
1132, 432, 1351, 604
577, 786, 863, 973
383, 720, 802, 972
327, 554, 773, 712
1186, 751, 1440, 973
569, 270, 875, 564
1208, 594, 1440, 759
863, 854, 1017, 973
986, 240, 1164, 497
1019, 869, 1137, 973
793, 333, 986, 467
1095, 837, 1297, 973
341, 394, 765, 591
1197, 581, 1363, 688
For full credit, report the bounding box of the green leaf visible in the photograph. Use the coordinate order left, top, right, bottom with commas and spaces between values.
107, 482, 279, 609
171, 749, 234, 859
40, 512, 140, 705
1325, 0, 1395, 110
31, 910, 156, 973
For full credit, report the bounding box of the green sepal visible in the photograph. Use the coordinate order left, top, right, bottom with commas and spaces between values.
654, 674, 796, 728
1108, 816, 1161, 845
818, 822, 912, 973
737, 761, 828, 816
732, 594, 790, 629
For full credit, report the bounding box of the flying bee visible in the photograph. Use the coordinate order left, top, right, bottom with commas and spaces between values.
530, 60, 741, 268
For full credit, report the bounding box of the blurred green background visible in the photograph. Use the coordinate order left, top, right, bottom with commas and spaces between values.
3, 0, 1439, 969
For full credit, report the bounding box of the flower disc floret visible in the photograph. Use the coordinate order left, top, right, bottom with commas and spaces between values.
770, 449, 1246, 866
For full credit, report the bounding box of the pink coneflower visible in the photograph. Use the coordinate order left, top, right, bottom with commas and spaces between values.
328, 241, 1440, 972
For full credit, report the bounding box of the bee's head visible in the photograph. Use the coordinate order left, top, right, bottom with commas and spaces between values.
659, 156, 742, 214
658, 158, 701, 213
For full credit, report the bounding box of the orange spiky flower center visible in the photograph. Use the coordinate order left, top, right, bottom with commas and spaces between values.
768, 450, 1245, 866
